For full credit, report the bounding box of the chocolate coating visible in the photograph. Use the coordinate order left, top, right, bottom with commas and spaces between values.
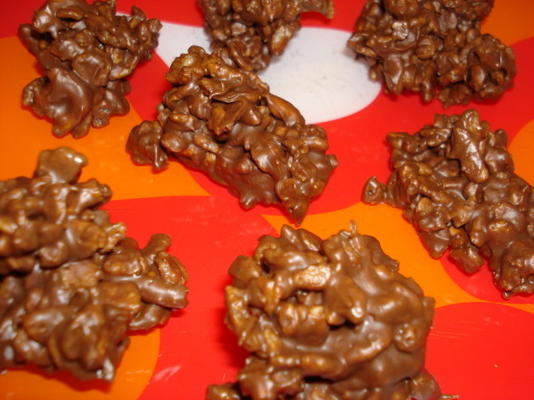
0, 147, 188, 380
19, 0, 162, 138
208, 224, 441, 400
348, 0, 516, 107
199, 0, 334, 71
362, 110, 533, 298
127, 46, 338, 224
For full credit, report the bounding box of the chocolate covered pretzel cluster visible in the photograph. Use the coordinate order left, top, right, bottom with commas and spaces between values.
0, 147, 188, 380
348, 0, 516, 106
200, 0, 334, 71
20, 0, 162, 138
363, 110, 533, 298
127, 46, 338, 224
208, 224, 441, 400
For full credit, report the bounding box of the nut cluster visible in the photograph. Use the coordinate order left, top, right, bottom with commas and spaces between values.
127, 46, 338, 224
363, 110, 533, 298
199, 0, 334, 71
0, 147, 188, 380
348, 0, 516, 106
20, 0, 162, 138
208, 224, 441, 400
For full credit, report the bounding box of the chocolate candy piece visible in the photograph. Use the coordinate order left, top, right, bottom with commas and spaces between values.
127, 46, 338, 224
19, 0, 162, 138
199, 0, 334, 71
207, 224, 441, 400
362, 110, 533, 298
0, 147, 188, 381
348, 0, 516, 107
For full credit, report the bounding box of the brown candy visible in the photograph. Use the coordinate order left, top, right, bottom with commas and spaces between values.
199, 0, 335, 72
0, 147, 188, 380
127, 46, 338, 224
207, 224, 441, 400
19, 0, 162, 138
348, 0, 516, 107
362, 110, 533, 298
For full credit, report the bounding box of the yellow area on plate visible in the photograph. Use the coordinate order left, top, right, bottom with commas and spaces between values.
263, 203, 534, 314
510, 118, 534, 185
0, 331, 160, 400
0, 36, 208, 200
482, 0, 534, 45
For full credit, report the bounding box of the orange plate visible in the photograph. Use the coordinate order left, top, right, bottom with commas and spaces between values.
0, 1, 533, 399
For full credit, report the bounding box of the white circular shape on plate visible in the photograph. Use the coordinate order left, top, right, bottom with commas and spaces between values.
156, 22, 211, 66
259, 27, 380, 124
156, 22, 380, 124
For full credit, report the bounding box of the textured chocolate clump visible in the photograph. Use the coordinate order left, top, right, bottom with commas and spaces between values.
0, 147, 188, 381
19, 0, 162, 138
363, 110, 533, 298
127, 46, 338, 224
199, 0, 334, 71
207, 224, 441, 400
348, 0, 516, 107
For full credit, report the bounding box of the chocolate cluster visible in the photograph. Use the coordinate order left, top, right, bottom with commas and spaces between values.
348, 0, 516, 107
199, 0, 334, 71
20, 0, 162, 138
127, 46, 338, 224
208, 224, 441, 400
363, 110, 533, 298
0, 147, 188, 381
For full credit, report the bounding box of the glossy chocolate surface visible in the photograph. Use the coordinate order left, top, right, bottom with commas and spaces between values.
200, 0, 334, 71
363, 110, 533, 298
0, 147, 188, 381
19, 0, 161, 137
127, 46, 338, 224
348, 0, 515, 106
208, 224, 441, 399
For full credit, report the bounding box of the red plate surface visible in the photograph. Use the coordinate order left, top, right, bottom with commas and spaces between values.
0, 1, 533, 399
